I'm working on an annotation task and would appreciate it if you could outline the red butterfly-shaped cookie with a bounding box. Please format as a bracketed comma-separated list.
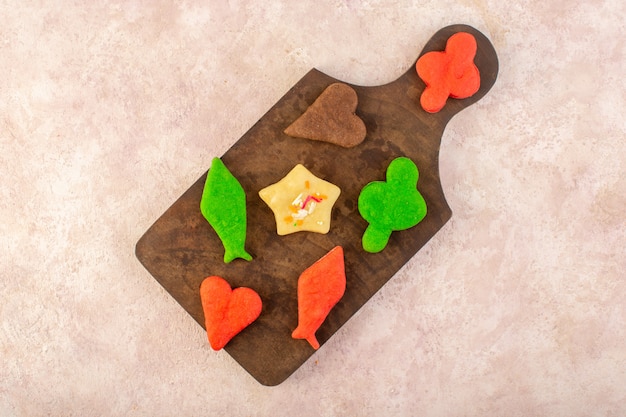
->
[416, 32, 480, 113]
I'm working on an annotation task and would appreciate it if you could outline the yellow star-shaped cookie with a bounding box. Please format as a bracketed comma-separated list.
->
[259, 164, 341, 235]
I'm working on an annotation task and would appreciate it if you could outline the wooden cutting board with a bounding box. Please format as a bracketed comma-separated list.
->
[135, 24, 498, 386]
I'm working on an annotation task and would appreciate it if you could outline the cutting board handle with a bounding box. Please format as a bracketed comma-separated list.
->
[405, 23, 499, 120]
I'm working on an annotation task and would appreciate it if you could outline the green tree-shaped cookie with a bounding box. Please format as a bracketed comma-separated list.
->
[358, 157, 427, 253]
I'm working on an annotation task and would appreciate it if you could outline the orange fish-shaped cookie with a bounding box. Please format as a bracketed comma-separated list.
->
[292, 246, 346, 349]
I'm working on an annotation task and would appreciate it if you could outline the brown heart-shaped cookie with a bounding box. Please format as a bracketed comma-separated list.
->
[284, 82, 366, 148]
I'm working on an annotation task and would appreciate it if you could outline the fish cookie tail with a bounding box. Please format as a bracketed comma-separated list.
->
[292, 327, 320, 350]
[223, 248, 253, 263]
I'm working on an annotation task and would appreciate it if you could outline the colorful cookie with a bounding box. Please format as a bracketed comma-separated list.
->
[358, 157, 427, 253]
[284, 83, 366, 148]
[416, 32, 480, 113]
[200, 157, 252, 263]
[259, 164, 341, 235]
[292, 246, 346, 350]
[200, 276, 262, 351]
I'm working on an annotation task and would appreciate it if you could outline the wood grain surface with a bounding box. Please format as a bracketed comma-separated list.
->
[135, 24, 498, 386]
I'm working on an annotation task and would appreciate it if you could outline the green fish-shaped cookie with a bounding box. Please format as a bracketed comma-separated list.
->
[200, 157, 252, 263]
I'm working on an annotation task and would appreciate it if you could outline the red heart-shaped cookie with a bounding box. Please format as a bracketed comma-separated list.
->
[284, 82, 366, 148]
[200, 276, 262, 350]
